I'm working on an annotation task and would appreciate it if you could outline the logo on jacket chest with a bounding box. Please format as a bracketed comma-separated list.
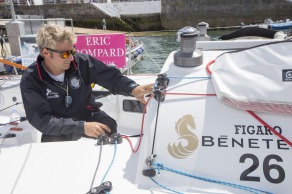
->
[69, 76, 81, 89]
[46, 88, 59, 99]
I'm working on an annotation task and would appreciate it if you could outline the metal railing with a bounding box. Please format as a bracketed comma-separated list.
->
[0, 18, 74, 34]
[2, 0, 160, 6]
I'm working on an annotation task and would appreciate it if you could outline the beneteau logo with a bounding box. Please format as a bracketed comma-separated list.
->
[282, 69, 292, 81]
[168, 114, 199, 159]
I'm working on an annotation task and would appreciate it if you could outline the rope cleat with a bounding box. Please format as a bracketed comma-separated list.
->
[96, 133, 109, 145]
[142, 154, 157, 177]
[86, 181, 112, 194]
[145, 154, 157, 166]
[153, 73, 169, 102]
[109, 133, 123, 144]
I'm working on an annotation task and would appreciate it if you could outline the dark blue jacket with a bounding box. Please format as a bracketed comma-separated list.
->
[20, 52, 135, 136]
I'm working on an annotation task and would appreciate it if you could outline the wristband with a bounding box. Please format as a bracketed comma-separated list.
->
[128, 83, 140, 96]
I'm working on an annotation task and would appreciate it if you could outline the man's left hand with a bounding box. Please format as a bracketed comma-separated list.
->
[131, 83, 153, 104]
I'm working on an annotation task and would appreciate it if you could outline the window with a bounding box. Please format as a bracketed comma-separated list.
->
[123, 99, 145, 113]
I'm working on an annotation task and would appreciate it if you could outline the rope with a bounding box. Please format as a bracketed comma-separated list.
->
[89, 141, 104, 190]
[165, 92, 216, 96]
[149, 177, 184, 194]
[122, 95, 153, 153]
[206, 59, 215, 75]
[205, 59, 291, 146]
[101, 140, 117, 184]
[166, 76, 211, 79]
[150, 162, 272, 194]
[247, 110, 292, 147]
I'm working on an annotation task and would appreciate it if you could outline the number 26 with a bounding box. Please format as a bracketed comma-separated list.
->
[240, 154, 285, 184]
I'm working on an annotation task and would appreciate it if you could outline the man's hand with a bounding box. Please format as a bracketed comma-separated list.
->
[84, 122, 111, 138]
[131, 83, 154, 104]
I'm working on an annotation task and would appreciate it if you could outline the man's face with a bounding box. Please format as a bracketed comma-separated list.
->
[42, 41, 75, 74]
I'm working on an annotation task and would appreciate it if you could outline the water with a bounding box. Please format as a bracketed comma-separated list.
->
[131, 28, 291, 74]
[132, 35, 179, 74]
[131, 30, 229, 74]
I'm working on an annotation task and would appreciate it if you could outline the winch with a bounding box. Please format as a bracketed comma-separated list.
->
[174, 26, 203, 67]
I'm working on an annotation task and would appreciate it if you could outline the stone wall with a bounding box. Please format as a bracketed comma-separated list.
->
[0, 4, 160, 31]
[1, 1, 292, 31]
[161, 0, 292, 29]
[2, 4, 105, 21]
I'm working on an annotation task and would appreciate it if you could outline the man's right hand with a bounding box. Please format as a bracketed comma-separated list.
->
[84, 122, 111, 138]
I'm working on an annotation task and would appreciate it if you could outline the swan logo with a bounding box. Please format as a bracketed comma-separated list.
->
[282, 70, 292, 81]
[168, 114, 199, 159]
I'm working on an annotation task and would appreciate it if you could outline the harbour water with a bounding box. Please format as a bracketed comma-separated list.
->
[132, 28, 292, 74]
[131, 30, 232, 74]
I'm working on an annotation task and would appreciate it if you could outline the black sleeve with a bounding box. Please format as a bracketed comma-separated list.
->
[77, 54, 136, 96]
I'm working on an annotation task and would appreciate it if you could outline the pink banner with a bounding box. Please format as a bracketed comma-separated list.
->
[75, 34, 126, 68]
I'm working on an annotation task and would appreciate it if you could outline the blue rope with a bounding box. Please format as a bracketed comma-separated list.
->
[149, 177, 184, 194]
[166, 76, 211, 79]
[150, 162, 273, 194]
[152, 76, 210, 93]
[101, 140, 117, 191]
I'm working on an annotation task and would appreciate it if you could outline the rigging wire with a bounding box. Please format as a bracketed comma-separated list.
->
[151, 95, 161, 155]
[141, 48, 162, 71]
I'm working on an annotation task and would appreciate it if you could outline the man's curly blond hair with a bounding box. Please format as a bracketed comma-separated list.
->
[36, 24, 77, 54]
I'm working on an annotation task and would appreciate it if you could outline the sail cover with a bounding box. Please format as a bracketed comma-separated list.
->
[211, 40, 292, 115]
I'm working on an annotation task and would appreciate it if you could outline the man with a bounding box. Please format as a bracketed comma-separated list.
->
[0, 33, 4, 53]
[102, 19, 106, 30]
[20, 24, 152, 142]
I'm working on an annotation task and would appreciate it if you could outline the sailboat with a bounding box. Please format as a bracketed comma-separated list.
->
[0, 23, 291, 194]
